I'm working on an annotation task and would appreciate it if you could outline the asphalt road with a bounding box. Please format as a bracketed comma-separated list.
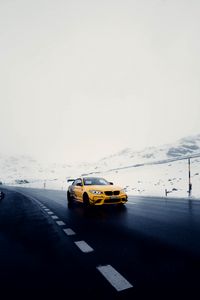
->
[0, 186, 200, 299]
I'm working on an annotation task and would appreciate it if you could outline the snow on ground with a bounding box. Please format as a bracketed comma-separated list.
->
[1, 134, 200, 199]
[0, 154, 78, 190]
[99, 158, 200, 199]
[7, 156, 200, 200]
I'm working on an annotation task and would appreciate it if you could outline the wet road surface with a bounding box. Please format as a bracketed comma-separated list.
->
[0, 186, 200, 299]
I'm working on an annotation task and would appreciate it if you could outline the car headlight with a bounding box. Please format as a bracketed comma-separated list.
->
[89, 190, 103, 195]
[120, 189, 126, 193]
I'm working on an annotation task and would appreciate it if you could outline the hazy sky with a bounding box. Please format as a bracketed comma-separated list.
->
[0, 0, 200, 163]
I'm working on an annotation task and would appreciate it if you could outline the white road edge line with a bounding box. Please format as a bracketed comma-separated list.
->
[74, 241, 94, 253]
[17, 192, 50, 211]
[63, 228, 76, 236]
[18, 191, 39, 203]
[56, 220, 66, 226]
[97, 265, 133, 292]
[51, 215, 59, 220]
[18, 192, 48, 209]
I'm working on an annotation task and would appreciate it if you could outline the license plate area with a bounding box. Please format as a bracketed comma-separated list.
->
[110, 196, 120, 200]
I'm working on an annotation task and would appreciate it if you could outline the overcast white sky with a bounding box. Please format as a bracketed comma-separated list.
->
[0, 0, 200, 164]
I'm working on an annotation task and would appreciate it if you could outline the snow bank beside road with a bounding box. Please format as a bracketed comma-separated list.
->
[12, 157, 200, 200]
[1, 134, 200, 199]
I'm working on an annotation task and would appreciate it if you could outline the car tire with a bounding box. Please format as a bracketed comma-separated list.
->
[67, 191, 73, 207]
[83, 193, 90, 208]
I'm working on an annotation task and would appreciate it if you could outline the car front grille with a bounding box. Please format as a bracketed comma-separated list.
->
[114, 191, 120, 195]
[104, 191, 120, 196]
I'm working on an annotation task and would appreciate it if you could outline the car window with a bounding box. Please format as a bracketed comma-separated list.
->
[76, 179, 82, 186]
[83, 177, 109, 185]
[84, 180, 92, 185]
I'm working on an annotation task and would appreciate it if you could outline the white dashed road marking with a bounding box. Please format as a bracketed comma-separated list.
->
[75, 241, 94, 253]
[19, 191, 134, 293]
[56, 220, 66, 226]
[63, 228, 76, 236]
[97, 265, 133, 292]
[51, 215, 59, 220]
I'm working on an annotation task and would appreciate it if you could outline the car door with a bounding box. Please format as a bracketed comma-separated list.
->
[70, 180, 78, 199]
[74, 178, 84, 201]
[73, 178, 83, 201]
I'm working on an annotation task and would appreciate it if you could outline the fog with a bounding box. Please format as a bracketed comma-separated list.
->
[0, 0, 199, 163]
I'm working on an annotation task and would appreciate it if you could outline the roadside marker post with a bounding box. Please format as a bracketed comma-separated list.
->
[188, 158, 192, 197]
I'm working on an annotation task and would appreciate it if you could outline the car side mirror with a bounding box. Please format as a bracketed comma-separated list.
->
[109, 182, 113, 185]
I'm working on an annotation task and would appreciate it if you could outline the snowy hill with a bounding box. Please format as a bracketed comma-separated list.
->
[81, 134, 200, 199]
[0, 154, 76, 189]
[0, 134, 200, 198]
[87, 134, 200, 173]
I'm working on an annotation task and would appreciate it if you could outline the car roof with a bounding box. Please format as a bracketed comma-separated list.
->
[68, 176, 105, 182]
[82, 176, 105, 180]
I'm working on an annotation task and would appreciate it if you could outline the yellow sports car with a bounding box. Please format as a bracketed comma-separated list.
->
[67, 177, 128, 207]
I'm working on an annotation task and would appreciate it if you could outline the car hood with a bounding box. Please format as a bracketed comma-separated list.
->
[84, 185, 123, 191]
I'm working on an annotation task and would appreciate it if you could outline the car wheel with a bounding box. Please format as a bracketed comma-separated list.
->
[83, 193, 90, 208]
[67, 191, 73, 204]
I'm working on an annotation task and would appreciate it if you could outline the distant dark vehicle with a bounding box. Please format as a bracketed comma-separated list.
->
[0, 191, 5, 200]
[15, 179, 29, 184]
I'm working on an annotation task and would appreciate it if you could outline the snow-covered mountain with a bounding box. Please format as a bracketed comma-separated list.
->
[87, 134, 200, 173]
[0, 154, 75, 187]
[81, 134, 200, 199]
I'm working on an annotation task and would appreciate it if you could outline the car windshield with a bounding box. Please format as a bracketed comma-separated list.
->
[83, 177, 109, 186]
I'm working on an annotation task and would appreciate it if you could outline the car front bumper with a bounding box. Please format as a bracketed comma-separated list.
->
[88, 194, 128, 205]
